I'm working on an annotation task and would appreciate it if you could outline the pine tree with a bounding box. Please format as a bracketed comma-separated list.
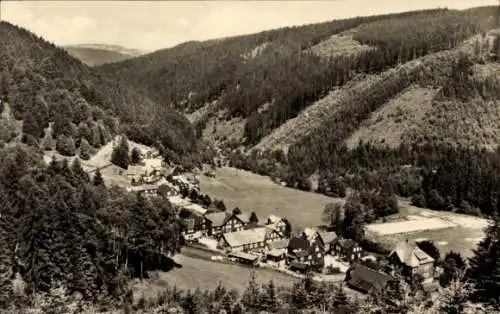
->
[241, 271, 261, 312]
[71, 158, 89, 183]
[249, 211, 259, 224]
[439, 251, 466, 287]
[131, 147, 141, 164]
[93, 168, 105, 187]
[111, 135, 130, 169]
[56, 135, 76, 156]
[79, 138, 91, 160]
[438, 280, 470, 314]
[468, 214, 500, 305]
[22, 111, 42, 139]
[261, 280, 278, 312]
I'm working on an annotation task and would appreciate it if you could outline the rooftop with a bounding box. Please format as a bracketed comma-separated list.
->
[347, 264, 395, 293]
[390, 240, 435, 268]
[318, 231, 338, 244]
[228, 251, 259, 262]
[268, 239, 289, 250]
[205, 212, 230, 227]
[222, 227, 270, 247]
[266, 215, 283, 224]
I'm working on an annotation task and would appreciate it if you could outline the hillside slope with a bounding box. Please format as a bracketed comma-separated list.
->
[64, 44, 144, 66]
[99, 7, 498, 153]
[0, 21, 197, 163]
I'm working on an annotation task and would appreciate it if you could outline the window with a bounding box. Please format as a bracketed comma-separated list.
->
[315, 247, 319, 252]
[317, 253, 321, 258]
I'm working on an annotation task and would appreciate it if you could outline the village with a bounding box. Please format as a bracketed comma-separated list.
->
[114, 143, 442, 296]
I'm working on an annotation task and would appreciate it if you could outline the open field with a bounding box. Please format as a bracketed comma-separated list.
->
[366, 216, 456, 235]
[366, 199, 489, 258]
[199, 167, 344, 232]
[132, 250, 296, 300]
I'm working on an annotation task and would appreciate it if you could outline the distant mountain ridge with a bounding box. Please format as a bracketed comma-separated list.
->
[65, 43, 145, 56]
[63, 43, 146, 66]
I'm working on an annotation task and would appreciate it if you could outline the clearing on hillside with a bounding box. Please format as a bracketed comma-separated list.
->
[345, 87, 438, 149]
[199, 167, 344, 231]
[310, 34, 373, 58]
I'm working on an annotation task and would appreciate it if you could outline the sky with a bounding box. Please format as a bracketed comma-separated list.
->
[1, 0, 498, 52]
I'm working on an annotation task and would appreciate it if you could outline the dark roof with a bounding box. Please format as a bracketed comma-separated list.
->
[204, 212, 230, 227]
[228, 251, 259, 262]
[288, 236, 310, 251]
[290, 261, 309, 270]
[347, 264, 395, 293]
[336, 238, 358, 250]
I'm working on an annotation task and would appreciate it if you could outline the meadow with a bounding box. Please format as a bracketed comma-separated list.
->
[199, 167, 344, 232]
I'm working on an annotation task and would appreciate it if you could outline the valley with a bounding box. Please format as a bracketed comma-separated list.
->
[2, 3, 500, 313]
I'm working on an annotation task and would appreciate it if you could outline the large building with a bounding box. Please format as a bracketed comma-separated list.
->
[388, 240, 435, 282]
[218, 227, 284, 253]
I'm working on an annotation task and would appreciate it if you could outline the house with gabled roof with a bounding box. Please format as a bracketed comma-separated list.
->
[388, 240, 435, 282]
[218, 226, 284, 253]
[317, 231, 337, 252]
[179, 209, 211, 239]
[287, 232, 325, 269]
[266, 215, 287, 235]
[204, 212, 231, 236]
[265, 239, 289, 264]
[333, 238, 362, 263]
[346, 264, 396, 294]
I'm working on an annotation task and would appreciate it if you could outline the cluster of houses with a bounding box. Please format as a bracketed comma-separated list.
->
[176, 198, 437, 294]
[120, 146, 437, 295]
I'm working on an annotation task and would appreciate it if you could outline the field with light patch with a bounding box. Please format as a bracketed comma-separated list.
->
[366, 200, 489, 258]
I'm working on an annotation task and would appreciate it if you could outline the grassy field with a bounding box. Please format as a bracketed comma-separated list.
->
[366, 200, 489, 258]
[132, 250, 296, 300]
[199, 167, 344, 232]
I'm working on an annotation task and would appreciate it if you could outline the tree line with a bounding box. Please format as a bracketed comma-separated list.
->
[0, 145, 184, 309]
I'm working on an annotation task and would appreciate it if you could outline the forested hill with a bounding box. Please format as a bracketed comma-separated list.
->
[0, 21, 199, 165]
[98, 7, 498, 150]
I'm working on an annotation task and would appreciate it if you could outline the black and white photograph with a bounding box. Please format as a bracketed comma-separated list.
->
[1, 0, 500, 312]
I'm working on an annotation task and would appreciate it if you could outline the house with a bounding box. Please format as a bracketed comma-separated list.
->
[266, 215, 287, 235]
[218, 227, 284, 253]
[333, 238, 362, 263]
[287, 234, 325, 269]
[236, 213, 252, 225]
[179, 210, 211, 239]
[265, 239, 289, 265]
[388, 240, 435, 282]
[345, 264, 396, 294]
[317, 231, 337, 253]
[205, 212, 249, 237]
[204, 212, 231, 236]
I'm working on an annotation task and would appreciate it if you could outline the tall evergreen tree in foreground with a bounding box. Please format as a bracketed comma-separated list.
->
[467, 214, 500, 306]
[111, 135, 130, 169]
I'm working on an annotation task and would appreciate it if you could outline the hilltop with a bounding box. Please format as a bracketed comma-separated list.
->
[0, 21, 200, 166]
[64, 43, 145, 66]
